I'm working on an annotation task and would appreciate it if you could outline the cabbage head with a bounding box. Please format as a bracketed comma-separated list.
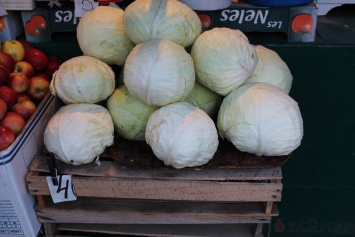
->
[124, 39, 195, 106]
[77, 6, 134, 66]
[182, 81, 223, 119]
[107, 85, 159, 141]
[51, 56, 115, 104]
[124, 0, 201, 47]
[243, 45, 293, 93]
[217, 83, 303, 156]
[44, 104, 114, 165]
[145, 102, 219, 169]
[191, 27, 259, 96]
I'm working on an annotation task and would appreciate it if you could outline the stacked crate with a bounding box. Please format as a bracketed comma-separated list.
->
[26, 138, 289, 237]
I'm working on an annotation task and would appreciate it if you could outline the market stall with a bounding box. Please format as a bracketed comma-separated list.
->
[0, 0, 354, 237]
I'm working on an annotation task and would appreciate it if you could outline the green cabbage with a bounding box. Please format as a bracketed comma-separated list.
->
[183, 81, 223, 119]
[77, 6, 134, 66]
[243, 45, 293, 93]
[107, 85, 159, 141]
[44, 104, 114, 165]
[191, 28, 259, 96]
[51, 56, 115, 104]
[145, 102, 219, 169]
[124, 39, 195, 106]
[217, 83, 303, 156]
[124, 0, 201, 47]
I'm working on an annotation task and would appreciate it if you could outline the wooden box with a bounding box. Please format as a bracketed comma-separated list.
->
[26, 138, 287, 237]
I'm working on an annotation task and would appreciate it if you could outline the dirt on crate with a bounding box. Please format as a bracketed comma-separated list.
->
[111, 136, 292, 170]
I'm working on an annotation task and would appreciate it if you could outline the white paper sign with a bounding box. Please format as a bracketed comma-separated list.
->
[74, 0, 99, 17]
[46, 175, 77, 203]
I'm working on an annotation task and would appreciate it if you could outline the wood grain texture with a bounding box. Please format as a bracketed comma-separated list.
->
[26, 172, 282, 202]
[55, 223, 261, 237]
[35, 197, 277, 224]
[29, 156, 283, 181]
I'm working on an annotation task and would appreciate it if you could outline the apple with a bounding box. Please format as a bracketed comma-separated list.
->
[0, 86, 18, 108]
[0, 98, 7, 120]
[17, 39, 35, 52]
[34, 73, 49, 81]
[23, 48, 48, 71]
[8, 73, 30, 93]
[11, 100, 36, 121]
[44, 56, 62, 78]
[14, 61, 35, 78]
[28, 76, 50, 101]
[0, 62, 10, 86]
[1, 40, 25, 62]
[0, 52, 16, 72]
[0, 112, 26, 136]
[198, 14, 211, 28]
[17, 93, 31, 103]
[0, 126, 16, 151]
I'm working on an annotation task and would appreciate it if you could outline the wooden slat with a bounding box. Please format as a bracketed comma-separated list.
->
[35, 197, 277, 224]
[26, 172, 282, 202]
[29, 156, 282, 181]
[56, 223, 260, 237]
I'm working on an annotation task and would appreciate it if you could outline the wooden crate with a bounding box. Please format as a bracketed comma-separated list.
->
[26, 138, 285, 237]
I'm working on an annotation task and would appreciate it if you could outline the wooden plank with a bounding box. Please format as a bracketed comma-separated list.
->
[35, 198, 277, 224]
[43, 223, 56, 237]
[56, 223, 259, 237]
[26, 174, 282, 202]
[29, 156, 282, 181]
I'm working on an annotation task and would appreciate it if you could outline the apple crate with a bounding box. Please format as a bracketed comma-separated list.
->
[0, 93, 60, 237]
[0, 11, 24, 43]
[25, 137, 289, 237]
[195, 0, 318, 42]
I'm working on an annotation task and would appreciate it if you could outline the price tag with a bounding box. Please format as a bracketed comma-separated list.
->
[46, 175, 77, 203]
[0, 2, 8, 17]
[74, 0, 99, 18]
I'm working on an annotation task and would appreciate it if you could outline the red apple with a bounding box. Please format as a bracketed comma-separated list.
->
[198, 14, 211, 28]
[11, 100, 36, 121]
[0, 125, 16, 151]
[14, 61, 35, 78]
[8, 73, 30, 93]
[44, 56, 62, 78]
[0, 86, 18, 108]
[0, 98, 7, 120]
[23, 48, 48, 71]
[17, 39, 35, 52]
[0, 112, 26, 136]
[34, 72, 49, 81]
[0, 62, 10, 86]
[17, 93, 31, 103]
[28, 76, 50, 101]
[0, 52, 15, 72]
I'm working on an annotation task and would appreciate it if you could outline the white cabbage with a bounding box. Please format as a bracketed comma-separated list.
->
[243, 45, 293, 93]
[182, 81, 223, 119]
[217, 83, 303, 156]
[44, 104, 114, 165]
[107, 85, 159, 141]
[77, 6, 134, 66]
[145, 102, 219, 169]
[124, 39, 195, 106]
[124, 0, 201, 47]
[51, 56, 115, 104]
[191, 27, 259, 96]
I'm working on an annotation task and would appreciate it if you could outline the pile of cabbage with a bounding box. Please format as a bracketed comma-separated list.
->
[44, 0, 303, 168]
